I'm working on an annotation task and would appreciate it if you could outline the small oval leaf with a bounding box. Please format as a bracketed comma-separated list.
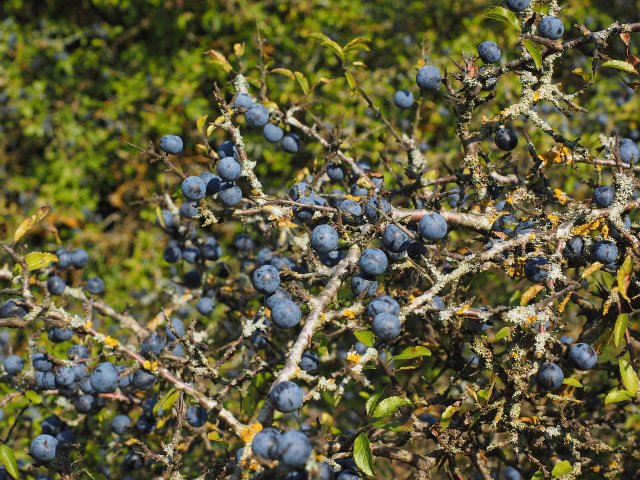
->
[353, 433, 375, 476]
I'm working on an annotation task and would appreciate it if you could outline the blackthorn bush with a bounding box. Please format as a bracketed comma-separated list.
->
[2, 3, 640, 480]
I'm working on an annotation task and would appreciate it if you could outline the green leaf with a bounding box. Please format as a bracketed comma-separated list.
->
[294, 71, 309, 95]
[551, 460, 573, 478]
[0, 445, 19, 480]
[157, 388, 180, 416]
[353, 433, 375, 476]
[24, 252, 58, 272]
[25, 390, 42, 404]
[307, 32, 345, 64]
[482, 6, 521, 32]
[372, 396, 413, 418]
[343, 37, 370, 52]
[493, 326, 511, 342]
[523, 39, 542, 70]
[619, 357, 639, 394]
[354, 330, 374, 347]
[617, 256, 633, 302]
[601, 60, 638, 74]
[344, 71, 357, 93]
[614, 313, 629, 348]
[531, 471, 544, 480]
[365, 391, 383, 416]
[604, 388, 634, 405]
[562, 377, 583, 388]
[393, 346, 432, 360]
[83, 470, 109, 480]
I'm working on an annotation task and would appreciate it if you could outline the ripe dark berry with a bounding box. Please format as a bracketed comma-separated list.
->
[217, 156, 242, 182]
[86, 277, 105, 295]
[593, 186, 615, 208]
[418, 212, 448, 241]
[568, 343, 597, 370]
[394, 90, 414, 108]
[181, 176, 206, 201]
[477, 41, 501, 64]
[232, 93, 253, 110]
[218, 182, 243, 207]
[90, 362, 118, 393]
[382, 224, 410, 253]
[619, 138, 639, 164]
[271, 299, 302, 328]
[252, 427, 281, 460]
[367, 295, 400, 317]
[270, 381, 304, 412]
[592, 240, 618, 264]
[281, 133, 301, 153]
[165, 317, 185, 340]
[524, 256, 549, 284]
[141, 333, 165, 357]
[3, 355, 24, 375]
[47, 275, 66, 295]
[245, 104, 269, 128]
[252, 265, 280, 294]
[30, 434, 58, 463]
[495, 126, 518, 151]
[359, 248, 388, 276]
[276, 430, 313, 468]
[159, 135, 183, 154]
[111, 414, 131, 435]
[372, 313, 401, 340]
[186, 405, 208, 427]
[311, 224, 340, 253]
[351, 273, 377, 297]
[563, 236, 585, 260]
[47, 327, 73, 343]
[326, 163, 345, 181]
[300, 351, 319, 374]
[537, 362, 564, 391]
[263, 123, 284, 143]
[505, 0, 530, 12]
[538, 16, 565, 40]
[416, 65, 441, 91]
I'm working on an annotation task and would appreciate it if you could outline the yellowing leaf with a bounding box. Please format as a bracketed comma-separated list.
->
[270, 67, 295, 80]
[204, 49, 233, 73]
[581, 262, 603, 279]
[14, 206, 50, 243]
[520, 284, 545, 305]
[343, 36, 370, 52]
[617, 256, 633, 302]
